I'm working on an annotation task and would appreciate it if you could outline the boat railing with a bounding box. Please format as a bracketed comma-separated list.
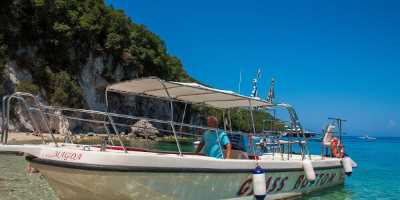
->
[320, 120, 347, 160]
[1, 92, 228, 148]
[1, 92, 310, 160]
[1, 92, 58, 146]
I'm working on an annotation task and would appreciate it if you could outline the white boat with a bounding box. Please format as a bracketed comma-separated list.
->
[359, 135, 376, 141]
[0, 77, 356, 200]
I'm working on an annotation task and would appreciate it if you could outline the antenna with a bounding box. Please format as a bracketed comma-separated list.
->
[238, 70, 242, 94]
[251, 69, 261, 99]
[267, 77, 275, 103]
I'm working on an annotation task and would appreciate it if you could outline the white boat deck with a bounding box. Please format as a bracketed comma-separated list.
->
[52, 143, 338, 163]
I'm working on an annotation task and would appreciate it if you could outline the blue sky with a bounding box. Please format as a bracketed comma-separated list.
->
[107, 0, 400, 136]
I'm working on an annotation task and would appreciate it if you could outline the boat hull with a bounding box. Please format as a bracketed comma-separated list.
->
[30, 158, 345, 200]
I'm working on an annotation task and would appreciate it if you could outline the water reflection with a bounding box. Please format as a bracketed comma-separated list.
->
[304, 185, 353, 200]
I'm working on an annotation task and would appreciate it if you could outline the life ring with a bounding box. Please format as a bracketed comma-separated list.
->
[330, 139, 345, 158]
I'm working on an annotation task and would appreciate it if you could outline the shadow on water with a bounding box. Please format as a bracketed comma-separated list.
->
[302, 185, 353, 200]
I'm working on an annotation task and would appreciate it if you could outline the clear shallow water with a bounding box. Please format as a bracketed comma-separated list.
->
[0, 153, 57, 200]
[305, 137, 400, 200]
[0, 136, 399, 200]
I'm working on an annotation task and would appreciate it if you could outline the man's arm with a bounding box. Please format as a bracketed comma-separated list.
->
[224, 143, 232, 159]
[195, 142, 204, 154]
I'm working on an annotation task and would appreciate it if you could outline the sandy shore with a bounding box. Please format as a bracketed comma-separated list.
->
[2, 132, 187, 147]
[2, 132, 150, 145]
[3, 132, 65, 144]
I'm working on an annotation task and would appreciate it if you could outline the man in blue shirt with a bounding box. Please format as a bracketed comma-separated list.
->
[195, 116, 232, 159]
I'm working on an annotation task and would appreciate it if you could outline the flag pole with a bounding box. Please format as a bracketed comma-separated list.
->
[267, 77, 275, 103]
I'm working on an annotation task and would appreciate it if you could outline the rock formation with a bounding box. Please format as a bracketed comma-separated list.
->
[129, 119, 159, 140]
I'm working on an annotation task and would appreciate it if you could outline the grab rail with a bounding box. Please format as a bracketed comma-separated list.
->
[1, 92, 310, 161]
[1, 93, 56, 146]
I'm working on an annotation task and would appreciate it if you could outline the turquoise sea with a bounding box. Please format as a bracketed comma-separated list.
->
[0, 136, 399, 200]
[305, 136, 400, 200]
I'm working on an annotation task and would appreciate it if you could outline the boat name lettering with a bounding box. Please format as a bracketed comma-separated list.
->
[237, 175, 288, 196]
[237, 172, 338, 196]
[292, 173, 337, 190]
[45, 151, 82, 161]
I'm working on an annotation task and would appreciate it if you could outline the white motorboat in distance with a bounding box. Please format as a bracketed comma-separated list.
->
[359, 135, 376, 141]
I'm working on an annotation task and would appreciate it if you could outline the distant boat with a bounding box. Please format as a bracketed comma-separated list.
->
[359, 135, 376, 141]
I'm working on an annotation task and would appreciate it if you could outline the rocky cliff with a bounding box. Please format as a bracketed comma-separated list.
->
[0, 0, 275, 135]
[0, 0, 198, 133]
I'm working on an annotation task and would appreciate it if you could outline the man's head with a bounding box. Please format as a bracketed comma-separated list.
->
[207, 116, 218, 128]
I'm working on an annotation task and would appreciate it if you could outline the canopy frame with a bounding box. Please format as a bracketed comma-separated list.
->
[105, 77, 271, 157]
[106, 77, 272, 109]
[103, 77, 308, 159]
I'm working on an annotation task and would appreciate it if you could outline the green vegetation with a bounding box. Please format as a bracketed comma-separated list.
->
[16, 81, 40, 94]
[0, 0, 191, 107]
[49, 71, 83, 107]
[190, 105, 285, 133]
[0, 0, 282, 132]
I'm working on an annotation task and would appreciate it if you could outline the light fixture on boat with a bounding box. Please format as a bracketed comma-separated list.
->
[252, 165, 267, 200]
[303, 159, 316, 182]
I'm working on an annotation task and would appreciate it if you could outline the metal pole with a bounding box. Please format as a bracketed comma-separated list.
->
[179, 103, 187, 134]
[321, 128, 325, 160]
[1, 96, 8, 143]
[12, 92, 56, 145]
[59, 111, 74, 144]
[159, 80, 182, 156]
[273, 109, 276, 133]
[223, 110, 227, 131]
[7, 96, 46, 143]
[328, 117, 346, 143]
[227, 109, 233, 132]
[103, 123, 114, 146]
[38, 107, 56, 145]
[288, 106, 309, 159]
[248, 100, 257, 156]
[105, 90, 127, 152]
[20, 93, 54, 144]
[5, 98, 10, 144]
[339, 120, 343, 142]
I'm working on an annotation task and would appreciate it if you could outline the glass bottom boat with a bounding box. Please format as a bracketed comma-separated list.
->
[0, 77, 356, 200]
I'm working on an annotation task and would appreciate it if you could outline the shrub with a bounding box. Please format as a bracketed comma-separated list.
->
[16, 81, 40, 94]
[49, 71, 84, 107]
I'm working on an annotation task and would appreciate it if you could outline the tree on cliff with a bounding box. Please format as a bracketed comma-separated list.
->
[0, 0, 281, 133]
[0, 0, 191, 107]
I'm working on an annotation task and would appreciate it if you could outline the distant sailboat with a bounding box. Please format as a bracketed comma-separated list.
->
[359, 135, 376, 141]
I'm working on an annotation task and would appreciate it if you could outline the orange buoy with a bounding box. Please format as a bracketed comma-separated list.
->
[330, 138, 345, 158]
